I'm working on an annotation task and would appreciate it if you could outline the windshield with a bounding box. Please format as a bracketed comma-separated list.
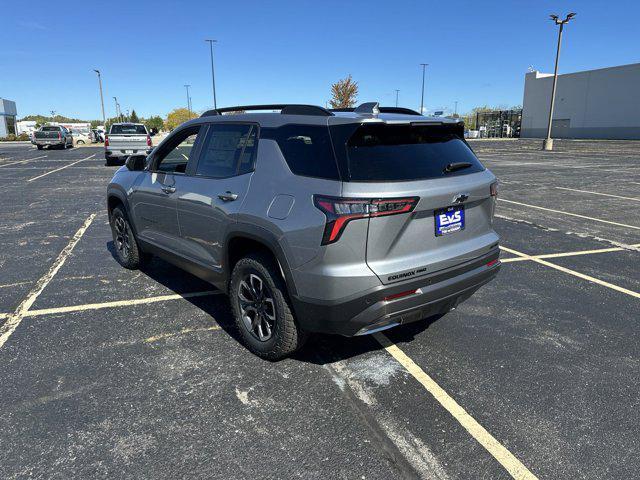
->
[338, 124, 484, 182]
[110, 124, 147, 135]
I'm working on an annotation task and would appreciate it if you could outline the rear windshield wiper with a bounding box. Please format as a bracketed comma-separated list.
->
[443, 162, 473, 174]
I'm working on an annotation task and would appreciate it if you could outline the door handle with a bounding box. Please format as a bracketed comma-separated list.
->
[161, 185, 176, 194]
[218, 191, 238, 202]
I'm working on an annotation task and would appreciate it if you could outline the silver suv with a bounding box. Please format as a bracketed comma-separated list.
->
[107, 103, 500, 359]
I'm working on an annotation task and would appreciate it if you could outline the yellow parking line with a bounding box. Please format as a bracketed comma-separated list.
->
[500, 244, 640, 263]
[0, 214, 96, 349]
[374, 332, 539, 480]
[499, 198, 640, 230]
[27, 154, 95, 182]
[23, 290, 221, 318]
[501, 246, 640, 299]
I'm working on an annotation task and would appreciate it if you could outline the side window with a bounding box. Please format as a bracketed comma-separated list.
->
[265, 125, 339, 180]
[155, 127, 201, 174]
[195, 124, 256, 178]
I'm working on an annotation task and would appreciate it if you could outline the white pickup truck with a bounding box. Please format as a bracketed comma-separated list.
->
[105, 123, 153, 166]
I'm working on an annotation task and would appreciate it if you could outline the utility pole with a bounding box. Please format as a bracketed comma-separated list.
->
[454, 101, 458, 116]
[395, 89, 400, 107]
[184, 84, 192, 118]
[543, 12, 576, 151]
[205, 39, 218, 109]
[93, 69, 106, 128]
[420, 63, 428, 114]
[113, 97, 118, 122]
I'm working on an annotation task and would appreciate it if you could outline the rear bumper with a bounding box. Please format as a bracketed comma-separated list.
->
[291, 248, 500, 336]
[105, 148, 152, 158]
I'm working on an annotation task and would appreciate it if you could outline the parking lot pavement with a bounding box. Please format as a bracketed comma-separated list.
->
[0, 139, 638, 479]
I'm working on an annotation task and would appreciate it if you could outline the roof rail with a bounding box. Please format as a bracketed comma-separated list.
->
[200, 104, 334, 117]
[329, 105, 422, 116]
[354, 102, 380, 114]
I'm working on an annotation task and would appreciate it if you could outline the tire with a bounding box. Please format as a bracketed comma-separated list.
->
[230, 253, 306, 360]
[77, 140, 85, 145]
[109, 206, 145, 269]
[37, 145, 43, 150]
[105, 156, 118, 166]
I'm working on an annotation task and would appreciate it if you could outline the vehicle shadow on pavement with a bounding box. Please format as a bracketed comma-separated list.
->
[107, 241, 441, 363]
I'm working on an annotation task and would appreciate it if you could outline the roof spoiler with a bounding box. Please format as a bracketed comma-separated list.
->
[201, 104, 334, 117]
[330, 103, 422, 116]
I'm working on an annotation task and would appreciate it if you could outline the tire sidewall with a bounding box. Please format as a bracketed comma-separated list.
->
[110, 207, 138, 268]
[230, 258, 292, 357]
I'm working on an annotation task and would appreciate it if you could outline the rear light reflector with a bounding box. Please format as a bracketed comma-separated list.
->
[313, 196, 419, 245]
[104, 135, 109, 147]
[384, 289, 418, 301]
[487, 259, 499, 267]
[490, 181, 498, 197]
[146, 135, 152, 147]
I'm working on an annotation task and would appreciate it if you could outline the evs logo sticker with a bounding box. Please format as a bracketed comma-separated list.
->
[438, 211, 462, 226]
[435, 206, 465, 236]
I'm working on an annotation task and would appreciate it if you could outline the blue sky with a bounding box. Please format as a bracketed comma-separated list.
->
[1, 0, 638, 120]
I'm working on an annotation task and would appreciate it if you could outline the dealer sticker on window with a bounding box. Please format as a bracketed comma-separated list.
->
[435, 206, 465, 236]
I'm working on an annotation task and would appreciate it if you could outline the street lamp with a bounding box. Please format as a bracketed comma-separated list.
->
[420, 63, 428, 114]
[113, 97, 121, 123]
[543, 12, 576, 151]
[184, 84, 192, 117]
[395, 89, 400, 107]
[205, 39, 218, 109]
[93, 69, 106, 129]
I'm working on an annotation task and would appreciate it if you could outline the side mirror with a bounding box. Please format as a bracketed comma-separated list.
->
[126, 154, 147, 171]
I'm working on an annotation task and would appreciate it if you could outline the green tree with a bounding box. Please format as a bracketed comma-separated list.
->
[165, 108, 193, 131]
[130, 109, 140, 123]
[145, 115, 164, 132]
[329, 75, 358, 109]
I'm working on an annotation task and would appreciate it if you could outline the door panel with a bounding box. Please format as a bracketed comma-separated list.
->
[176, 174, 252, 269]
[176, 123, 257, 269]
[130, 171, 180, 251]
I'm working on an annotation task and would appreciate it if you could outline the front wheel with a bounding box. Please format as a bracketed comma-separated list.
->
[230, 253, 306, 360]
[109, 206, 145, 269]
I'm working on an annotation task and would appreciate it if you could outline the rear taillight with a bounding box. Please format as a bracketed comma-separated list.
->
[104, 135, 109, 147]
[58, 132, 61, 140]
[313, 196, 419, 245]
[490, 181, 498, 197]
[146, 135, 152, 147]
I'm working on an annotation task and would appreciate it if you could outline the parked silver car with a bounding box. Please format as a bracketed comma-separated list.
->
[107, 103, 500, 359]
[105, 123, 152, 165]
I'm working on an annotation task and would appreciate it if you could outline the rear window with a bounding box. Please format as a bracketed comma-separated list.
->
[41, 126, 60, 131]
[110, 124, 147, 135]
[263, 125, 340, 180]
[342, 124, 484, 182]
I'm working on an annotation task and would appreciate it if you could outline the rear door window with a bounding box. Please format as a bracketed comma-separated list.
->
[195, 124, 256, 178]
[341, 124, 484, 182]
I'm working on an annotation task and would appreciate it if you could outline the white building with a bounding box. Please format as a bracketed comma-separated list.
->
[521, 63, 640, 140]
[16, 120, 37, 136]
[0, 98, 17, 137]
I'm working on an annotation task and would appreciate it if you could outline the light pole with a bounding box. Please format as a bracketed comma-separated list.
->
[50, 110, 56, 123]
[454, 101, 458, 116]
[543, 12, 576, 151]
[420, 63, 428, 114]
[113, 97, 119, 122]
[205, 39, 218, 109]
[93, 69, 106, 128]
[395, 89, 400, 107]
[184, 84, 192, 118]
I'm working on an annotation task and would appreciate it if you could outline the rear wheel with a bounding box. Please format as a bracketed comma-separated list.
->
[109, 206, 145, 269]
[230, 253, 306, 360]
[37, 145, 43, 150]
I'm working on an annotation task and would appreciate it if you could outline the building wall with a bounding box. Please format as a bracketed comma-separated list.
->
[0, 98, 18, 137]
[521, 63, 640, 140]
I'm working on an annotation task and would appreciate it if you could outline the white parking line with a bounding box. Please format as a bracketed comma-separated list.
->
[0, 155, 47, 168]
[0, 214, 96, 349]
[501, 246, 640, 299]
[500, 244, 640, 263]
[499, 198, 640, 230]
[554, 187, 640, 202]
[27, 154, 96, 182]
[374, 333, 539, 480]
